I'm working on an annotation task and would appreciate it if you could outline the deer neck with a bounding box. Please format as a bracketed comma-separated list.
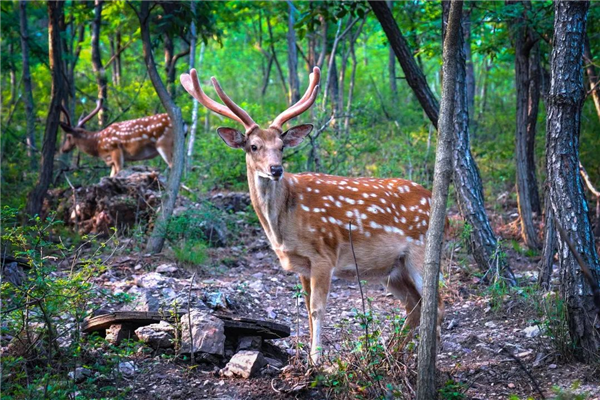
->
[246, 165, 289, 247]
[73, 132, 100, 157]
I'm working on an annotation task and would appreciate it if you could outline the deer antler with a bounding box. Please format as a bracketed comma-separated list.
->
[180, 69, 257, 133]
[77, 99, 103, 127]
[270, 66, 321, 132]
[60, 105, 73, 128]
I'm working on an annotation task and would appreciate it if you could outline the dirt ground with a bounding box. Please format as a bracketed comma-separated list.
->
[85, 203, 599, 400]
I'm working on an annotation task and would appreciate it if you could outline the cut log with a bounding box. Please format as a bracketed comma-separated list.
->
[81, 311, 290, 340]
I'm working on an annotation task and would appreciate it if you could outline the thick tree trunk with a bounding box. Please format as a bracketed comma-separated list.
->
[369, 0, 440, 129]
[546, 0, 599, 363]
[445, 2, 516, 283]
[417, 2, 462, 398]
[26, 0, 65, 217]
[511, 1, 541, 250]
[91, 0, 107, 126]
[583, 34, 600, 123]
[287, 2, 300, 105]
[139, 1, 186, 254]
[20, 0, 36, 168]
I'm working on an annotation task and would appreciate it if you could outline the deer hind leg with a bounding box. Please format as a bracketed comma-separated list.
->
[298, 274, 313, 340]
[309, 267, 332, 364]
[156, 136, 173, 168]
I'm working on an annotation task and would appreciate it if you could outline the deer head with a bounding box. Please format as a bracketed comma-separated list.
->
[59, 99, 103, 153]
[180, 67, 320, 181]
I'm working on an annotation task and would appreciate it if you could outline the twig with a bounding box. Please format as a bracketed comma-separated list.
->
[348, 221, 369, 353]
[500, 346, 545, 399]
[187, 272, 196, 364]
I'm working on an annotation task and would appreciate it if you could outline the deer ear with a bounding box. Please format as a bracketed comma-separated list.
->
[217, 127, 245, 149]
[281, 124, 313, 148]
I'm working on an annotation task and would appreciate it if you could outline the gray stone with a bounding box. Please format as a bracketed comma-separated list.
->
[155, 264, 178, 274]
[135, 321, 175, 348]
[180, 310, 225, 356]
[522, 325, 541, 338]
[222, 350, 266, 379]
[237, 336, 262, 352]
[205, 292, 229, 311]
[68, 367, 92, 383]
[118, 361, 137, 376]
[134, 272, 173, 289]
[105, 324, 134, 345]
[122, 286, 160, 312]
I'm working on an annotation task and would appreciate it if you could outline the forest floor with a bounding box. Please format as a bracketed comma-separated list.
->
[71, 193, 600, 399]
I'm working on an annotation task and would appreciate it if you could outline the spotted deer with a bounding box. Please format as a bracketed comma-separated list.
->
[59, 101, 175, 177]
[180, 67, 442, 363]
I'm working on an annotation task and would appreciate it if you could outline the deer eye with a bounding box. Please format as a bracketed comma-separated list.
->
[251, 145, 258, 152]
[280, 145, 284, 152]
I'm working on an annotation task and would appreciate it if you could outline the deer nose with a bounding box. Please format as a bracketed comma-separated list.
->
[270, 165, 284, 178]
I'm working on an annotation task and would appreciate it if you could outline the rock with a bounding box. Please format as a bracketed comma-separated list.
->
[155, 264, 178, 274]
[549, 363, 557, 369]
[264, 356, 284, 369]
[248, 280, 264, 292]
[180, 310, 225, 356]
[122, 287, 160, 312]
[68, 367, 92, 383]
[205, 292, 229, 311]
[134, 272, 173, 289]
[106, 323, 134, 345]
[484, 321, 497, 328]
[135, 321, 175, 349]
[237, 336, 262, 352]
[222, 351, 266, 379]
[522, 325, 541, 338]
[118, 361, 137, 376]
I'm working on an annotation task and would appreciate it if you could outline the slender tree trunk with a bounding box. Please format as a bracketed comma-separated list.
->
[287, 2, 300, 105]
[539, 183, 556, 289]
[91, 0, 107, 126]
[463, 5, 475, 120]
[187, 6, 205, 173]
[546, 0, 599, 363]
[9, 43, 16, 106]
[370, 0, 440, 128]
[527, 44, 542, 215]
[583, 34, 600, 122]
[387, 1, 398, 103]
[139, 1, 186, 254]
[417, 2, 462, 398]
[267, 18, 288, 97]
[20, 0, 36, 169]
[511, 1, 541, 249]
[26, 0, 65, 217]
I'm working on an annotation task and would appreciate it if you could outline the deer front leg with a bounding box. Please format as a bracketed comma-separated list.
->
[109, 149, 124, 177]
[309, 268, 332, 364]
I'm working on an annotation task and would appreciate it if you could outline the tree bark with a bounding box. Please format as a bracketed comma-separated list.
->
[186, 7, 205, 173]
[511, 1, 541, 249]
[546, 0, 599, 363]
[26, 0, 65, 217]
[417, 2, 462, 398]
[539, 183, 556, 289]
[138, 1, 186, 254]
[369, 0, 440, 129]
[583, 34, 600, 123]
[91, 0, 108, 126]
[463, 4, 475, 119]
[527, 44, 542, 215]
[19, 0, 36, 169]
[287, 2, 300, 105]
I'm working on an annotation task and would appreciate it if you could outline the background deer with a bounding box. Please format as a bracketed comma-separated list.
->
[180, 67, 442, 363]
[59, 101, 175, 177]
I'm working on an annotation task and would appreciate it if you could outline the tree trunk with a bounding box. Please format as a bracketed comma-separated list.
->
[511, 1, 541, 250]
[26, 0, 65, 217]
[287, 2, 300, 105]
[583, 34, 600, 122]
[369, 0, 440, 129]
[463, 4, 475, 119]
[417, 2, 462, 398]
[539, 183, 556, 289]
[91, 0, 107, 126]
[186, 4, 205, 173]
[445, 2, 516, 283]
[20, 0, 36, 169]
[546, 0, 599, 363]
[527, 44, 542, 215]
[387, 1, 398, 103]
[139, 1, 186, 254]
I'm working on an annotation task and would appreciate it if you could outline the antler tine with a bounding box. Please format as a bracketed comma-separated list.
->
[270, 66, 321, 131]
[78, 99, 103, 127]
[60, 105, 73, 127]
[210, 77, 258, 133]
[180, 69, 246, 127]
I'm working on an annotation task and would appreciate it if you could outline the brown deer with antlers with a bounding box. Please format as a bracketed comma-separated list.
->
[59, 101, 175, 177]
[180, 67, 442, 363]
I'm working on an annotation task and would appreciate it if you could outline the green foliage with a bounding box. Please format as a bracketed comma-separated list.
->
[439, 379, 467, 400]
[0, 207, 130, 399]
